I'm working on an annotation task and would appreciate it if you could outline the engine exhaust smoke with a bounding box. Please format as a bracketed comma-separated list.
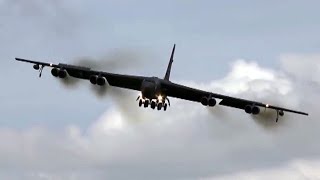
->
[250, 96, 292, 130]
[58, 49, 146, 98]
[75, 50, 143, 71]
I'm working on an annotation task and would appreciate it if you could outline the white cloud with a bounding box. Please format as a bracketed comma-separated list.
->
[212, 59, 292, 95]
[0, 57, 318, 179]
[280, 53, 320, 85]
[204, 159, 320, 180]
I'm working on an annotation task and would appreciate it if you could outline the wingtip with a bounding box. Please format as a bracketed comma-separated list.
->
[15, 57, 25, 60]
[299, 112, 309, 116]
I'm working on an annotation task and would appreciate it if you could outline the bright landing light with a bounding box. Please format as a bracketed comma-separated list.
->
[157, 94, 163, 102]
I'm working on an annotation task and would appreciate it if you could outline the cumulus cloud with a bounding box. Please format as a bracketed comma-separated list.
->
[280, 53, 320, 84]
[0, 57, 318, 179]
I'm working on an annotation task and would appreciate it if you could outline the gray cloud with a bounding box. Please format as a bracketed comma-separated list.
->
[280, 53, 320, 85]
[0, 0, 82, 31]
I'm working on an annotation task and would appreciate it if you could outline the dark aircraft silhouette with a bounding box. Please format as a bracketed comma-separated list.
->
[15, 44, 308, 122]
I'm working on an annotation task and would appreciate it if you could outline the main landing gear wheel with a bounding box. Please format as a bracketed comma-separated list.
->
[163, 103, 167, 111]
[137, 97, 170, 111]
[144, 100, 149, 108]
[139, 99, 143, 107]
[151, 101, 156, 109]
[157, 103, 163, 110]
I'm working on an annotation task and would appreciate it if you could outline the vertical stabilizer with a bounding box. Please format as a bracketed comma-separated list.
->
[164, 44, 175, 81]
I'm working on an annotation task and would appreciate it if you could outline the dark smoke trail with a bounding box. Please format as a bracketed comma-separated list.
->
[75, 50, 143, 71]
[59, 76, 80, 88]
[207, 94, 291, 129]
[108, 87, 147, 123]
[91, 85, 109, 98]
[251, 98, 291, 130]
[251, 108, 286, 129]
[59, 49, 147, 98]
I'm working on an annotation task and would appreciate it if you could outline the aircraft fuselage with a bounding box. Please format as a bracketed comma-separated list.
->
[140, 77, 164, 100]
[137, 77, 169, 110]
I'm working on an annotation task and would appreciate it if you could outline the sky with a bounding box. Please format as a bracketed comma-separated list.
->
[0, 0, 319, 179]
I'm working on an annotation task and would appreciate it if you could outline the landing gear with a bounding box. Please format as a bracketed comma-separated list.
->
[136, 95, 170, 111]
[33, 64, 44, 78]
[164, 103, 167, 111]
[275, 110, 285, 122]
[137, 95, 170, 111]
[151, 101, 156, 109]
[144, 100, 149, 108]
[157, 103, 163, 110]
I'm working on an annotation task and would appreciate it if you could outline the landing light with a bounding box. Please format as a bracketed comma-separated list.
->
[157, 95, 163, 102]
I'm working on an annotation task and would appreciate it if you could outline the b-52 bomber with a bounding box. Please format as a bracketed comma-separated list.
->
[15, 44, 308, 122]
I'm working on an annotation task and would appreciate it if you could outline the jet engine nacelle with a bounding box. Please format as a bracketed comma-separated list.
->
[51, 68, 67, 78]
[245, 105, 252, 114]
[208, 98, 217, 107]
[201, 97, 216, 107]
[201, 97, 208, 106]
[51, 68, 59, 77]
[97, 76, 106, 86]
[90, 75, 97, 85]
[245, 105, 260, 115]
[58, 70, 67, 78]
[33, 64, 40, 70]
[90, 75, 106, 86]
[252, 106, 260, 115]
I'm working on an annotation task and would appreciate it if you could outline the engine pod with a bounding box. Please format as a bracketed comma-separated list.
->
[201, 97, 208, 106]
[208, 98, 216, 107]
[252, 106, 260, 115]
[90, 75, 97, 85]
[97, 76, 106, 86]
[33, 64, 40, 70]
[245, 105, 253, 114]
[51, 68, 59, 77]
[58, 70, 67, 78]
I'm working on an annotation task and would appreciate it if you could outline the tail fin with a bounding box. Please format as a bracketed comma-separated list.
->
[164, 44, 175, 81]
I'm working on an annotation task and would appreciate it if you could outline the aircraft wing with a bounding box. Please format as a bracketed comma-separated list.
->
[15, 58, 145, 91]
[15, 57, 308, 118]
[162, 81, 308, 116]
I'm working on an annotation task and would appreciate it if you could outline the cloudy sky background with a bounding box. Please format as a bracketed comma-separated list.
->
[0, 0, 319, 179]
